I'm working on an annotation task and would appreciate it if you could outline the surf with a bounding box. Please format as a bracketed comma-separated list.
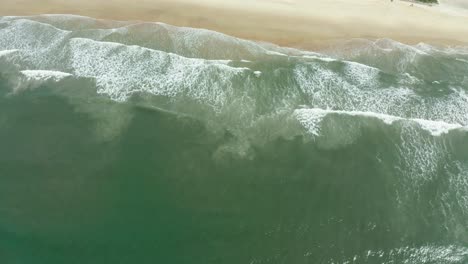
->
[1, 14, 468, 264]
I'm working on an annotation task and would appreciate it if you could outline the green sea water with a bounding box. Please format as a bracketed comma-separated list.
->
[1, 15, 468, 264]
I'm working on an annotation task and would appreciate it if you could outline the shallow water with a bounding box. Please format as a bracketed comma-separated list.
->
[0, 14, 468, 264]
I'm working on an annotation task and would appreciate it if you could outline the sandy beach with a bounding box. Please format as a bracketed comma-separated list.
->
[2, 0, 468, 49]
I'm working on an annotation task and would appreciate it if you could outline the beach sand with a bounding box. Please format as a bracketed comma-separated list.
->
[1, 0, 468, 49]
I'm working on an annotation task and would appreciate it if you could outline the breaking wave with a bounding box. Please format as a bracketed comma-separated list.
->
[1, 14, 468, 263]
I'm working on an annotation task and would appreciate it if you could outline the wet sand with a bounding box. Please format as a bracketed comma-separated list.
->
[2, 0, 468, 49]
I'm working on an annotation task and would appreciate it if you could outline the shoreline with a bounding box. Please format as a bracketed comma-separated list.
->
[1, 0, 468, 50]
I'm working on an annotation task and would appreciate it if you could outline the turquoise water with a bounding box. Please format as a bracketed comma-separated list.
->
[0, 15, 468, 264]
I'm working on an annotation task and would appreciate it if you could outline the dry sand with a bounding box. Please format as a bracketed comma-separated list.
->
[2, 0, 468, 49]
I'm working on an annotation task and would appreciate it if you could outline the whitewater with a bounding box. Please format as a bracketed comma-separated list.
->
[0, 14, 467, 264]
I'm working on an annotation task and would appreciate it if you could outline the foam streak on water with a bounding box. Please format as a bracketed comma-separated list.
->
[294, 108, 465, 137]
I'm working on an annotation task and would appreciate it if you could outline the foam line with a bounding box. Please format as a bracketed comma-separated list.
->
[294, 108, 465, 136]
[0, 49, 18, 57]
[21, 70, 72, 81]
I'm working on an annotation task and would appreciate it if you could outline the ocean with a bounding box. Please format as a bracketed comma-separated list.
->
[0, 15, 467, 264]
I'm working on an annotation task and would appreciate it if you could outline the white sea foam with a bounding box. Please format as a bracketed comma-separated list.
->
[343, 245, 468, 264]
[7, 70, 73, 93]
[0, 49, 18, 57]
[294, 108, 465, 136]
[0, 19, 71, 69]
[412, 118, 465, 136]
[343, 61, 380, 87]
[2, 15, 468, 136]
[294, 62, 416, 113]
[21, 70, 72, 81]
[2, 15, 270, 62]
[294, 60, 468, 126]
[69, 38, 246, 107]
[439, 162, 468, 239]
[302, 55, 337, 62]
